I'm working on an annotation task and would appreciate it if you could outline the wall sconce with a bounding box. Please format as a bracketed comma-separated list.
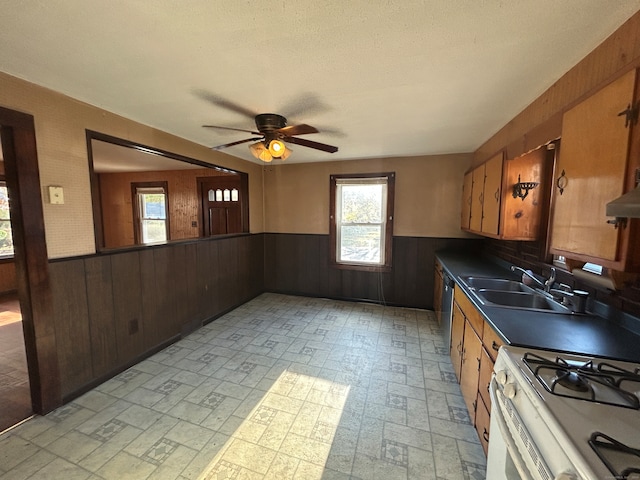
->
[512, 175, 539, 201]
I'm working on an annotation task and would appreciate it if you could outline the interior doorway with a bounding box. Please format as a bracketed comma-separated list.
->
[0, 130, 33, 432]
[198, 174, 249, 236]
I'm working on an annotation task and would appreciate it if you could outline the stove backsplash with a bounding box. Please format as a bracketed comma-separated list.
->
[482, 238, 640, 323]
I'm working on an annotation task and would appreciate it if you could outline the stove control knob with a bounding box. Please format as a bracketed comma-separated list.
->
[554, 472, 577, 480]
[503, 383, 517, 399]
[496, 370, 508, 385]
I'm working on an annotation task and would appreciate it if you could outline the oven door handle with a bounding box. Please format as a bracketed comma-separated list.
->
[489, 377, 535, 480]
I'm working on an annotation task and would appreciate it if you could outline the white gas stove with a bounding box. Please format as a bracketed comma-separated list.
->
[487, 345, 640, 480]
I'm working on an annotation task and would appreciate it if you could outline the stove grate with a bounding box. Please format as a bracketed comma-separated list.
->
[522, 352, 640, 409]
[589, 432, 640, 480]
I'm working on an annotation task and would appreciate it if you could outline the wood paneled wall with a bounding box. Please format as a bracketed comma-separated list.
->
[264, 233, 481, 309]
[475, 11, 640, 164]
[0, 261, 16, 294]
[48, 234, 264, 400]
[99, 168, 236, 248]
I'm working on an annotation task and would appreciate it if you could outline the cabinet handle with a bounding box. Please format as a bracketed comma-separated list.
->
[556, 169, 567, 195]
[491, 341, 500, 352]
[487, 382, 490, 392]
[479, 192, 484, 205]
[472, 400, 477, 412]
[477, 357, 481, 371]
[483, 428, 490, 442]
[494, 188, 499, 202]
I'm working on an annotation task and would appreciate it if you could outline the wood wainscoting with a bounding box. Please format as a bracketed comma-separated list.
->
[48, 234, 264, 402]
[264, 233, 481, 309]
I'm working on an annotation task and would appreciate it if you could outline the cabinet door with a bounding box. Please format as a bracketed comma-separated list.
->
[482, 325, 504, 363]
[460, 320, 482, 419]
[461, 171, 473, 230]
[476, 395, 491, 456]
[550, 69, 636, 261]
[501, 147, 547, 240]
[470, 165, 485, 232]
[478, 346, 493, 411]
[451, 301, 465, 382]
[482, 153, 503, 235]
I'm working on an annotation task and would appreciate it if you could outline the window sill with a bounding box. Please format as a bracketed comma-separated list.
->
[330, 262, 392, 273]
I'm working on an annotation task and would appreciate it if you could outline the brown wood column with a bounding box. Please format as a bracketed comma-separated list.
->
[0, 106, 60, 413]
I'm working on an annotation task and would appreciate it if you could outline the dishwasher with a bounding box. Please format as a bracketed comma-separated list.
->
[441, 271, 455, 351]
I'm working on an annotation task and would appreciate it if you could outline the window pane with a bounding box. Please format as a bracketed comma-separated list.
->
[0, 186, 14, 257]
[141, 193, 166, 220]
[341, 184, 383, 223]
[141, 219, 167, 244]
[340, 225, 382, 264]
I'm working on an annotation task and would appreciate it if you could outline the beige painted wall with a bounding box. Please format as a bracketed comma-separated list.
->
[263, 153, 474, 237]
[0, 72, 264, 258]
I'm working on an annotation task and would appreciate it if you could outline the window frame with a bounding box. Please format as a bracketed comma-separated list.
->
[131, 181, 170, 245]
[0, 178, 14, 260]
[329, 172, 395, 272]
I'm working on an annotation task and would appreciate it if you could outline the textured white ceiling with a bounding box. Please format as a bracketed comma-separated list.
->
[1, 1, 640, 165]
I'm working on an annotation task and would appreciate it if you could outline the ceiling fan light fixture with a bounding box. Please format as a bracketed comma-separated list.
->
[249, 141, 273, 162]
[280, 146, 292, 160]
[268, 139, 286, 158]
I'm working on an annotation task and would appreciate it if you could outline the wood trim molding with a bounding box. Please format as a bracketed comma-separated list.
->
[0, 106, 60, 413]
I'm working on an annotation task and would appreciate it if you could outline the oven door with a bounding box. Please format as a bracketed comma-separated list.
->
[486, 377, 553, 480]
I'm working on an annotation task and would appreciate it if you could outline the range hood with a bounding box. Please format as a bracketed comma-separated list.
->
[606, 169, 640, 218]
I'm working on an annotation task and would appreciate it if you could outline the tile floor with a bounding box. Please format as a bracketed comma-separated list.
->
[0, 293, 486, 479]
[0, 293, 32, 433]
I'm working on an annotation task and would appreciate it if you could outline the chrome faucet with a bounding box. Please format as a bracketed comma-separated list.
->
[510, 265, 556, 293]
[549, 284, 589, 314]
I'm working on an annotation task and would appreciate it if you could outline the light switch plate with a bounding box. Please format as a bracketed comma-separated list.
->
[49, 186, 64, 204]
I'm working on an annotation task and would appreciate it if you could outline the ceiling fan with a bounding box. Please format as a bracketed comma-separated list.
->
[203, 113, 339, 162]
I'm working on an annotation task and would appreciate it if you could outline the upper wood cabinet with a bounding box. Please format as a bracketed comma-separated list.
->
[461, 171, 473, 230]
[462, 147, 549, 240]
[549, 68, 640, 271]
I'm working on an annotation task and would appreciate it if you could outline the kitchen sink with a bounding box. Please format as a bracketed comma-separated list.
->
[460, 276, 534, 292]
[459, 276, 571, 313]
[476, 290, 571, 313]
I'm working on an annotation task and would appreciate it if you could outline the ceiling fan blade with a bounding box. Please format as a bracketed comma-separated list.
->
[203, 125, 261, 135]
[194, 90, 256, 119]
[211, 137, 262, 150]
[284, 136, 338, 153]
[276, 124, 319, 136]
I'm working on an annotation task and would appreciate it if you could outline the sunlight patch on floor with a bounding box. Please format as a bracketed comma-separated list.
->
[198, 369, 350, 479]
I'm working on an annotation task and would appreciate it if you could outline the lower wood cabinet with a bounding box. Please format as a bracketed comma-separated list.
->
[475, 395, 491, 456]
[450, 284, 504, 455]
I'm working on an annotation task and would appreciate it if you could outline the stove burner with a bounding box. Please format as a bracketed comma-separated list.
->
[522, 352, 640, 409]
[589, 432, 640, 480]
[554, 369, 590, 392]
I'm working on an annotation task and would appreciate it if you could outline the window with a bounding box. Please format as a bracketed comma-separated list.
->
[132, 182, 169, 245]
[330, 173, 395, 271]
[0, 181, 14, 259]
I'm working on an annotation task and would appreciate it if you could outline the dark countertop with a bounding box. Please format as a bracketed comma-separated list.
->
[436, 250, 640, 363]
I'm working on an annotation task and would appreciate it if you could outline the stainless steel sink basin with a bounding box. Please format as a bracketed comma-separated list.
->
[477, 290, 570, 313]
[459, 275, 571, 314]
[460, 276, 534, 292]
